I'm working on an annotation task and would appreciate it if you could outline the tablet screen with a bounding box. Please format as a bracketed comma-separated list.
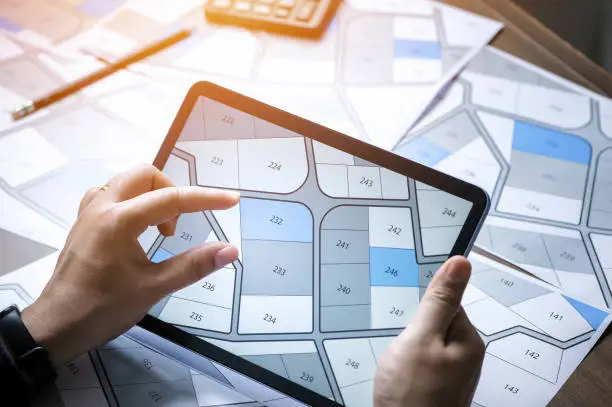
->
[141, 89, 479, 405]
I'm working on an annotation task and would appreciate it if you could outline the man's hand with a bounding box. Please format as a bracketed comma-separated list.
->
[374, 256, 484, 407]
[21, 164, 240, 367]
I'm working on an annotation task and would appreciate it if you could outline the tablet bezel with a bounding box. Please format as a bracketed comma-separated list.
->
[138, 81, 490, 406]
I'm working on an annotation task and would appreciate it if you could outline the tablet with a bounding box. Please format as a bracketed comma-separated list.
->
[137, 81, 489, 406]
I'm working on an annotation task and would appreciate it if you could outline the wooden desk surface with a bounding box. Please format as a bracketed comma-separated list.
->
[441, 0, 612, 405]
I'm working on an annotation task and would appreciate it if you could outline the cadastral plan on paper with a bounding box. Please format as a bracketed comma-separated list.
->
[0, 0, 502, 149]
[0, 1, 500, 406]
[396, 46, 612, 310]
[0, 252, 295, 407]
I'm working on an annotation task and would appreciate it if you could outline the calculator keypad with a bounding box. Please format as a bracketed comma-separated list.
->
[206, 0, 339, 38]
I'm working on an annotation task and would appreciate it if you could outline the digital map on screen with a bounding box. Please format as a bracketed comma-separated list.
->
[140, 95, 473, 404]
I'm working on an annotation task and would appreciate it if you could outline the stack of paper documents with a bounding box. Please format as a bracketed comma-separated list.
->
[0, 1, 610, 406]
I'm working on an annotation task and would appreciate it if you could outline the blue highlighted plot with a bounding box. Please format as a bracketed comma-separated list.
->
[0, 18, 22, 32]
[151, 247, 174, 263]
[394, 40, 442, 60]
[512, 121, 591, 165]
[240, 198, 312, 243]
[370, 247, 419, 287]
[395, 137, 450, 167]
[563, 295, 609, 330]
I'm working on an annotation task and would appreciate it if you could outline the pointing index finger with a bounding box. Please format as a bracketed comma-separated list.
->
[118, 186, 240, 235]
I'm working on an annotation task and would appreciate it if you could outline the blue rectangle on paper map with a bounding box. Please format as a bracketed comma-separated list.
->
[370, 247, 419, 287]
[512, 121, 591, 165]
[394, 39, 442, 60]
[78, 0, 128, 17]
[0, 17, 21, 32]
[395, 137, 450, 167]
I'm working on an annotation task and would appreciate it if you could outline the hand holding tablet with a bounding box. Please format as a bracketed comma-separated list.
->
[136, 82, 489, 406]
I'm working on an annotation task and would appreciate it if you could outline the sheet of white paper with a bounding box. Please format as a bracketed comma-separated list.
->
[396, 46, 612, 311]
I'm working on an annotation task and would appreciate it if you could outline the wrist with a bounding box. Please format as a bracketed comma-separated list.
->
[21, 302, 72, 368]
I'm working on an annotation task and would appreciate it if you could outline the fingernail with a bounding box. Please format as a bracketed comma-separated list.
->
[214, 245, 238, 268]
[229, 191, 240, 200]
[445, 257, 471, 283]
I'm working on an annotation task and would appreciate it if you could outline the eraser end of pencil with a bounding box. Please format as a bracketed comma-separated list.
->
[11, 102, 34, 121]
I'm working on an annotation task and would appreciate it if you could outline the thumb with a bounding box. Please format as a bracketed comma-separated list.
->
[153, 242, 238, 293]
[411, 256, 471, 339]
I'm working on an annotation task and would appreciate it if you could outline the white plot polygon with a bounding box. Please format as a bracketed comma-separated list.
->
[313, 141, 354, 165]
[238, 138, 307, 193]
[393, 17, 437, 41]
[420, 226, 463, 257]
[464, 297, 541, 335]
[204, 97, 255, 140]
[211, 361, 290, 404]
[486, 333, 563, 383]
[348, 166, 382, 198]
[417, 189, 472, 228]
[417, 188, 472, 255]
[341, 380, 375, 407]
[0, 289, 28, 310]
[239, 84, 359, 139]
[177, 30, 258, 78]
[173, 267, 235, 309]
[477, 111, 514, 163]
[177, 140, 238, 189]
[0, 128, 68, 187]
[162, 154, 191, 187]
[55, 353, 101, 390]
[434, 138, 500, 195]
[368, 336, 394, 362]
[497, 186, 582, 224]
[557, 340, 592, 385]
[138, 227, 158, 254]
[349, 0, 434, 15]
[159, 296, 231, 333]
[316, 164, 349, 197]
[346, 85, 429, 149]
[368, 207, 414, 249]
[0, 189, 68, 250]
[473, 353, 554, 407]
[258, 58, 335, 84]
[212, 204, 242, 261]
[371, 287, 419, 329]
[510, 293, 592, 341]
[436, 153, 499, 196]
[464, 72, 519, 114]
[238, 295, 312, 334]
[393, 58, 442, 83]
[516, 83, 591, 129]
[0, 253, 58, 301]
[192, 373, 254, 407]
[0, 37, 22, 60]
[555, 271, 606, 309]
[462, 284, 489, 306]
[323, 338, 377, 387]
[439, 6, 501, 47]
[591, 234, 612, 269]
[380, 168, 409, 199]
